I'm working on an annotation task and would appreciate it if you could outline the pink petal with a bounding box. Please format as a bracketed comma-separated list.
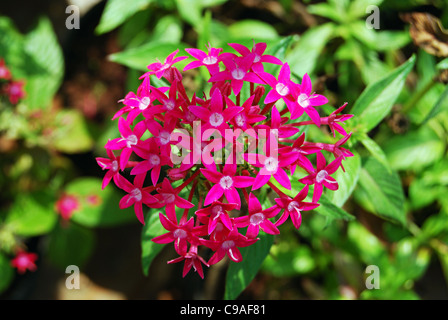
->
[204, 184, 224, 206]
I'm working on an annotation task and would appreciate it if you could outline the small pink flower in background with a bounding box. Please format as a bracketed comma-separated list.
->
[55, 193, 80, 220]
[5, 80, 25, 104]
[0, 58, 11, 80]
[11, 251, 38, 274]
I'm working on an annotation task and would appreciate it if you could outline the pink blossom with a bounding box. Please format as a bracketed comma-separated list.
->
[11, 251, 38, 274]
[0, 58, 11, 80]
[5, 80, 25, 104]
[55, 193, 80, 220]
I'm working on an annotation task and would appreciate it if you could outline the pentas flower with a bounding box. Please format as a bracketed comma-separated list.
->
[299, 152, 342, 202]
[97, 42, 355, 279]
[5, 80, 25, 104]
[274, 185, 319, 229]
[55, 193, 80, 220]
[11, 251, 38, 274]
[201, 163, 255, 209]
[289, 73, 328, 124]
[234, 193, 281, 238]
[0, 58, 11, 80]
[184, 45, 223, 75]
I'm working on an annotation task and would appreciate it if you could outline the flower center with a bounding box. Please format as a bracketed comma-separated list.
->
[287, 201, 300, 212]
[297, 93, 310, 108]
[231, 68, 245, 80]
[165, 100, 175, 111]
[253, 54, 261, 63]
[149, 154, 160, 165]
[235, 114, 246, 127]
[250, 212, 265, 225]
[139, 97, 151, 110]
[162, 193, 175, 204]
[212, 205, 223, 215]
[222, 240, 235, 250]
[111, 160, 119, 172]
[159, 131, 171, 145]
[316, 170, 329, 183]
[131, 188, 142, 202]
[276, 83, 289, 96]
[186, 110, 196, 122]
[264, 156, 278, 173]
[219, 176, 233, 189]
[203, 56, 218, 65]
[126, 134, 138, 148]
[209, 112, 224, 127]
[173, 229, 187, 239]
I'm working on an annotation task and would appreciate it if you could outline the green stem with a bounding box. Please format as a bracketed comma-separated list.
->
[402, 77, 437, 113]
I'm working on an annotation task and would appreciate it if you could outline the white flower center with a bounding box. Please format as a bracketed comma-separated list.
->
[131, 188, 142, 202]
[138, 97, 151, 110]
[162, 193, 175, 204]
[253, 54, 261, 63]
[235, 114, 246, 127]
[287, 201, 300, 212]
[250, 212, 265, 225]
[186, 110, 196, 122]
[276, 83, 289, 96]
[203, 56, 218, 65]
[212, 205, 223, 215]
[222, 240, 235, 250]
[297, 93, 310, 108]
[209, 112, 224, 127]
[231, 68, 245, 80]
[219, 176, 233, 189]
[149, 154, 160, 165]
[165, 100, 175, 111]
[316, 170, 328, 183]
[111, 160, 119, 172]
[264, 156, 278, 173]
[126, 134, 138, 148]
[159, 131, 171, 145]
[173, 229, 187, 239]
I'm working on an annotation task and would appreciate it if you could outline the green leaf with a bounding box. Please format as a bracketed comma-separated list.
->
[141, 210, 166, 276]
[108, 41, 190, 71]
[224, 232, 274, 300]
[350, 55, 415, 132]
[96, 0, 153, 35]
[227, 20, 279, 41]
[356, 157, 406, 225]
[357, 133, 390, 171]
[422, 85, 448, 123]
[262, 243, 315, 277]
[263, 35, 294, 76]
[0, 253, 14, 294]
[50, 109, 94, 154]
[327, 150, 361, 207]
[314, 193, 355, 222]
[66, 177, 138, 228]
[22, 17, 64, 111]
[5, 190, 57, 237]
[286, 23, 334, 77]
[47, 222, 95, 269]
[383, 126, 445, 171]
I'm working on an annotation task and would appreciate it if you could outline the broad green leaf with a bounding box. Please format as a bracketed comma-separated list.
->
[96, 0, 153, 35]
[22, 17, 64, 111]
[383, 126, 444, 171]
[437, 57, 448, 70]
[227, 20, 279, 41]
[141, 210, 166, 276]
[5, 191, 57, 236]
[66, 177, 138, 227]
[422, 85, 448, 123]
[307, 3, 344, 23]
[0, 17, 25, 77]
[350, 55, 415, 132]
[286, 23, 334, 77]
[327, 150, 361, 207]
[0, 253, 14, 294]
[393, 238, 431, 283]
[175, 0, 201, 27]
[47, 222, 95, 269]
[262, 243, 315, 277]
[263, 35, 294, 76]
[314, 193, 355, 223]
[224, 232, 274, 300]
[356, 157, 406, 225]
[347, 221, 388, 264]
[357, 133, 390, 171]
[108, 41, 190, 71]
[50, 109, 94, 154]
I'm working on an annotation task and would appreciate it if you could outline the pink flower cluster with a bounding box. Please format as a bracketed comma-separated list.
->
[0, 58, 25, 104]
[97, 42, 353, 279]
